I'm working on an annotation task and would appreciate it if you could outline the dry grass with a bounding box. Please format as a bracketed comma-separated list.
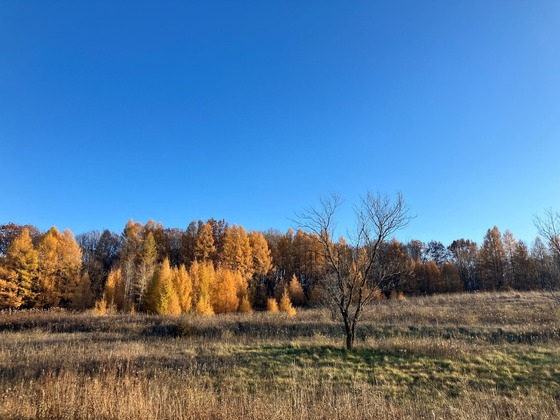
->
[0, 291, 559, 419]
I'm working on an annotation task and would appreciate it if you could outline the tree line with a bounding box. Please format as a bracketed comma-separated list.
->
[0, 217, 559, 313]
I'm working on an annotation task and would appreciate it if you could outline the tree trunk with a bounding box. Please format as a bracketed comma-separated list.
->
[346, 332, 354, 351]
[343, 317, 354, 351]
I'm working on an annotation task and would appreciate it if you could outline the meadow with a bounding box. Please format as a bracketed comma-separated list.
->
[0, 292, 559, 419]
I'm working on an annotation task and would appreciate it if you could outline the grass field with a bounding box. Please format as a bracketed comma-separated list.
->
[1, 292, 559, 419]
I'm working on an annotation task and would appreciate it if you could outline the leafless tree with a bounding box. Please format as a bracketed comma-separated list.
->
[534, 209, 560, 303]
[296, 192, 412, 350]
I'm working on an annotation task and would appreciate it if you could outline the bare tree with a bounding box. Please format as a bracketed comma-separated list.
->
[296, 192, 412, 350]
[534, 209, 560, 303]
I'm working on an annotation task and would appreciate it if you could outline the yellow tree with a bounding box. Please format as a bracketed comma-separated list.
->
[190, 260, 215, 315]
[57, 229, 83, 306]
[212, 267, 241, 313]
[5, 228, 38, 307]
[248, 231, 273, 309]
[279, 288, 296, 316]
[36, 227, 62, 308]
[0, 266, 21, 309]
[222, 225, 253, 279]
[147, 258, 181, 315]
[249, 231, 273, 278]
[288, 274, 306, 306]
[135, 232, 157, 310]
[102, 268, 126, 311]
[35, 228, 82, 308]
[424, 260, 443, 293]
[194, 222, 216, 262]
[173, 264, 192, 313]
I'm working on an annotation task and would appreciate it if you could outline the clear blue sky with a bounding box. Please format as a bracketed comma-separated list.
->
[1, 1, 559, 246]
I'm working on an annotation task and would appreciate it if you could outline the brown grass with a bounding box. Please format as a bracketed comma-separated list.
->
[0, 291, 559, 419]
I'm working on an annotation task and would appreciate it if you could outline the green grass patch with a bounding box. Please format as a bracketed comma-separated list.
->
[206, 343, 560, 398]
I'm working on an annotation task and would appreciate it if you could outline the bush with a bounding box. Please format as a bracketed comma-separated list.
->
[266, 298, 279, 312]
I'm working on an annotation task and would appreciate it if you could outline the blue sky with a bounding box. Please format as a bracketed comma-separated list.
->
[1, 1, 559, 246]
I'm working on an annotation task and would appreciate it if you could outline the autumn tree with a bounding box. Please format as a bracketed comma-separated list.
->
[102, 268, 125, 311]
[296, 192, 411, 351]
[71, 272, 95, 310]
[292, 230, 326, 297]
[376, 239, 413, 294]
[33, 227, 83, 308]
[265, 228, 294, 287]
[279, 288, 296, 316]
[478, 226, 506, 290]
[248, 230, 273, 307]
[222, 225, 253, 279]
[36, 227, 62, 307]
[173, 264, 192, 313]
[212, 267, 243, 313]
[266, 297, 279, 312]
[0, 266, 21, 309]
[5, 228, 38, 307]
[144, 258, 181, 315]
[424, 260, 443, 293]
[135, 232, 157, 309]
[149, 222, 169, 264]
[0, 223, 40, 258]
[194, 221, 216, 262]
[57, 229, 83, 306]
[190, 260, 215, 315]
[288, 274, 306, 306]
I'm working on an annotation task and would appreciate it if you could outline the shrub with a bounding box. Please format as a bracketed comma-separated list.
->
[279, 289, 296, 317]
[266, 298, 279, 312]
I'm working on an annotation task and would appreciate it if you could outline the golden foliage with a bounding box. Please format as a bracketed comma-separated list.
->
[58, 229, 83, 305]
[288, 274, 305, 306]
[153, 258, 181, 315]
[249, 231, 273, 277]
[191, 260, 215, 315]
[213, 267, 241, 314]
[93, 298, 108, 316]
[389, 290, 406, 301]
[173, 264, 192, 313]
[5, 228, 38, 306]
[222, 225, 253, 279]
[103, 268, 125, 311]
[0, 266, 22, 309]
[266, 298, 279, 312]
[194, 222, 216, 262]
[238, 294, 253, 313]
[279, 289, 296, 317]
[36, 227, 61, 308]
